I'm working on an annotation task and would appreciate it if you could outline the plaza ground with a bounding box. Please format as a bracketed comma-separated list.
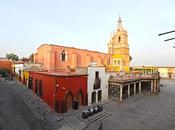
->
[0, 79, 175, 130]
[86, 79, 175, 130]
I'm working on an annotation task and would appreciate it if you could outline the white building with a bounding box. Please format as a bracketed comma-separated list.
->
[76, 63, 115, 105]
[12, 62, 24, 75]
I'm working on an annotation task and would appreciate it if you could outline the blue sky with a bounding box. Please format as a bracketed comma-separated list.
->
[0, 0, 175, 66]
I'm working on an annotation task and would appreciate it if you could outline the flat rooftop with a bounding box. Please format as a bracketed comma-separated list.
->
[32, 71, 88, 77]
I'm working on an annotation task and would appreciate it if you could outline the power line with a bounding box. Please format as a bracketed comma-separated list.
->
[158, 30, 175, 36]
[158, 30, 175, 48]
[164, 37, 175, 42]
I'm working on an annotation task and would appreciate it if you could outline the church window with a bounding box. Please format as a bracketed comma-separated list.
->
[118, 36, 121, 42]
[114, 60, 117, 65]
[61, 50, 66, 61]
[60, 50, 68, 61]
[118, 60, 120, 65]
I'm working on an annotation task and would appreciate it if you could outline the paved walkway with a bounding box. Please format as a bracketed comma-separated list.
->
[0, 80, 50, 130]
[0, 79, 73, 130]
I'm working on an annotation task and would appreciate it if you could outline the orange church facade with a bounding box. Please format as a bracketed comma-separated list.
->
[34, 44, 111, 72]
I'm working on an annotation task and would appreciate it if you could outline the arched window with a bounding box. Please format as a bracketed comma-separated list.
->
[39, 80, 43, 96]
[60, 49, 68, 61]
[114, 60, 117, 65]
[118, 36, 121, 42]
[61, 50, 66, 61]
[118, 60, 120, 65]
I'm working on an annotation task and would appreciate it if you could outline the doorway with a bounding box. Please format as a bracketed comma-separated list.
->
[66, 94, 73, 112]
[98, 90, 102, 102]
[77, 91, 83, 106]
[91, 91, 96, 103]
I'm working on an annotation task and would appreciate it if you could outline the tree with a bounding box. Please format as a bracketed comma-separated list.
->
[0, 68, 10, 77]
[29, 53, 34, 62]
[129, 56, 132, 62]
[6, 53, 19, 61]
[21, 57, 29, 62]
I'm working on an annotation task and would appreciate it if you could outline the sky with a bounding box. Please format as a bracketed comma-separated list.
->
[0, 0, 175, 66]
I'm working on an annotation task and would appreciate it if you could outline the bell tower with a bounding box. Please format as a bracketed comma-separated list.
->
[107, 17, 130, 73]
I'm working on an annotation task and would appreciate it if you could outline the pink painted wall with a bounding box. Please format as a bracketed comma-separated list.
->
[34, 44, 111, 72]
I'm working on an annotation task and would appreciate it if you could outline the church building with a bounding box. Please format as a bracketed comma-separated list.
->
[34, 17, 130, 73]
[34, 44, 111, 72]
[107, 17, 130, 73]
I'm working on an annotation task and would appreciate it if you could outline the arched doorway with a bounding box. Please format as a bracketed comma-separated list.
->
[77, 90, 83, 106]
[66, 92, 73, 112]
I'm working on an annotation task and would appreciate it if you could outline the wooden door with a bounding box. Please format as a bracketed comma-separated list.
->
[66, 94, 72, 111]
[78, 92, 83, 106]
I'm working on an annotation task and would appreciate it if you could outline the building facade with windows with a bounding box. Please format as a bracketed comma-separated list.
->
[29, 71, 88, 113]
[34, 44, 111, 72]
[76, 64, 114, 105]
[87, 67, 111, 105]
[12, 62, 24, 75]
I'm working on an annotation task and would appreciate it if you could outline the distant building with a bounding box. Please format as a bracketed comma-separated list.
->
[0, 60, 12, 76]
[158, 67, 175, 79]
[12, 61, 24, 75]
[132, 66, 175, 80]
[132, 66, 158, 74]
[107, 17, 130, 73]
[22, 63, 44, 85]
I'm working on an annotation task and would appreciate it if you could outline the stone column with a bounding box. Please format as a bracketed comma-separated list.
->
[154, 80, 157, 93]
[151, 81, 154, 93]
[134, 83, 136, 95]
[158, 80, 160, 92]
[139, 82, 141, 93]
[120, 85, 123, 102]
[96, 91, 98, 103]
[128, 84, 130, 97]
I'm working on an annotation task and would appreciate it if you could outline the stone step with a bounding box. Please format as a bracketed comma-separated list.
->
[122, 94, 145, 104]
[86, 111, 112, 125]
[65, 117, 87, 130]
[77, 110, 112, 125]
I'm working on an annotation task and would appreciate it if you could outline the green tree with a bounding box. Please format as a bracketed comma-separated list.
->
[129, 56, 132, 62]
[6, 53, 19, 61]
[21, 57, 29, 62]
[29, 53, 34, 62]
